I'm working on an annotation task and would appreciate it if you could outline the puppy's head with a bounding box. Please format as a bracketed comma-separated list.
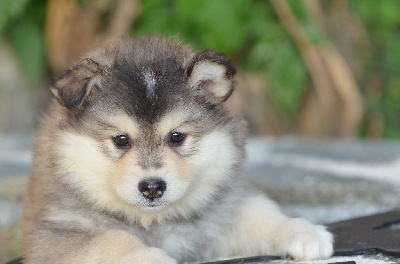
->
[51, 36, 243, 222]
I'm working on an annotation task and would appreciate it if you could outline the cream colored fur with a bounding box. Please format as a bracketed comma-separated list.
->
[53, 113, 239, 227]
[189, 62, 231, 98]
[21, 36, 333, 263]
[37, 112, 333, 262]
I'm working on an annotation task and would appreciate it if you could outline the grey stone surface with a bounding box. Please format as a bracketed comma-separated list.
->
[202, 254, 398, 264]
[0, 134, 33, 178]
[0, 198, 22, 227]
[246, 137, 400, 224]
[269, 255, 398, 264]
[0, 134, 32, 228]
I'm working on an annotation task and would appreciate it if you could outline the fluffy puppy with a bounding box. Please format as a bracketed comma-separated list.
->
[21, 35, 333, 263]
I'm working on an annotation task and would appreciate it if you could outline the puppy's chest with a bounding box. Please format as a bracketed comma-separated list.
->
[123, 218, 225, 260]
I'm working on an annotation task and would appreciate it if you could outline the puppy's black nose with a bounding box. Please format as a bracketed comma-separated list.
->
[138, 179, 166, 201]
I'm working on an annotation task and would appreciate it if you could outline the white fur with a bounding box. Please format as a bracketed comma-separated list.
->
[189, 62, 231, 98]
[25, 36, 335, 264]
[55, 132, 123, 214]
[142, 68, 157, 99]
[45, 209, 97, 232]
[114, 167, 190, 211]
[108, 113, 141, 137]
[121, 247, 177, 264]
[156, 109, 192, 135]
[54, 113, 332, 261]
[55, 112, 237, 229]
[208, 195, 334, 260]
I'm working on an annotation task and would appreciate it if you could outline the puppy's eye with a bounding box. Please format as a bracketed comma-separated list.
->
[169, 132, 186, 146]
[112, 135, 130, 148]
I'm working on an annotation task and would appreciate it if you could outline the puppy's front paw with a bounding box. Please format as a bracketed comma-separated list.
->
[271, 218, 333, 260]
[120, 247, 178, 264]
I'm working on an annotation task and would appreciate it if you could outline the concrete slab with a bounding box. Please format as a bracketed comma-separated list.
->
[0, 135, 31, 228]
[0, 134, 33, 178]
[201, 254, 398, 264]
[246, 137, 400, 224]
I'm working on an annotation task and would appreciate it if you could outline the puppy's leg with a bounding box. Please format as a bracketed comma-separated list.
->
[216, 194, 333, 260]
[75, 231, 177, 264]
[26, 230, 177, 264]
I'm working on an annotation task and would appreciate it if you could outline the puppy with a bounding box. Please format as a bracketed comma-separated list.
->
[21, 35, 333, 263]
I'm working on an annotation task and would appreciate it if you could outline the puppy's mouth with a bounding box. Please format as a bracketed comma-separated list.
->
[147, 202, 161, 207]
[140, 199, 168, 210]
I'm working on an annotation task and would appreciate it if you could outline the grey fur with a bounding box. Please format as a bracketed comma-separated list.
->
[21, 35, 333, 264]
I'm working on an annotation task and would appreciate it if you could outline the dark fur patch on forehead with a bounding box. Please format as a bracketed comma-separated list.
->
[63, 35, 233, 134]
[101, 36, 195, 124]
[111, 58, 188, 124]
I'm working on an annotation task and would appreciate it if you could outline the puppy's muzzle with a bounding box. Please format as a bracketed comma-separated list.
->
[138, 178, 166, 201]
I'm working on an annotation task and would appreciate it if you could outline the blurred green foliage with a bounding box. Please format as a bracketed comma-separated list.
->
[0, 0, 399, 137]
[134, 0, 307, 116]
[0, 0, 46, 82]
[134, 0, 400, 138]
[350, 0, 400, 138]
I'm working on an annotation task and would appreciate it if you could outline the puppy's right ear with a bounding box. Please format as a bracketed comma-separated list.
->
[50, 58, 104, 110]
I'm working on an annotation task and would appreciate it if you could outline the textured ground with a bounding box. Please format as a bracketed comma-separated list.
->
[1, 135, 400, 263]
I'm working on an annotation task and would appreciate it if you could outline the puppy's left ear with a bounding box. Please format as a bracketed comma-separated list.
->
[187, 50, 237, 103]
